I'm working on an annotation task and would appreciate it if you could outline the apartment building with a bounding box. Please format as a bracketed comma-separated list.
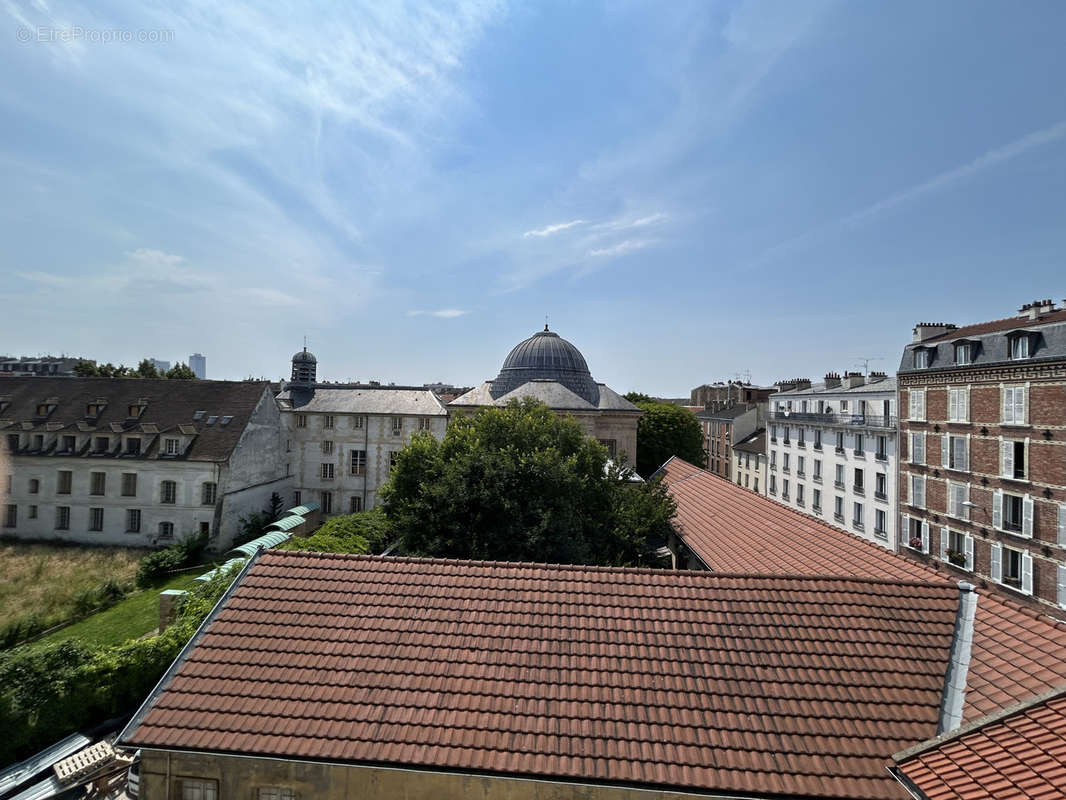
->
[732, 429, 767, 494]
[767, 373, 898, 549]
[695, 404, 761, 480]
[898, 300, 1066, 615]
[690, 380, 776, 410]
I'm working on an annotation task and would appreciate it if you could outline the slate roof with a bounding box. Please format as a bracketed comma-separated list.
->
[772, 377, 897, 398]
[694, 403, 757, 421]
[893, 685, 1066, 800]
[923, 308, 1066, 343]
[120, 550, 964, 800]
[450, 381, 639, 413]
[0, 377, 269, 461]
[658, 457, 1066, 724]
[276, 386, 448, 416]
[733, 428, 766, 455]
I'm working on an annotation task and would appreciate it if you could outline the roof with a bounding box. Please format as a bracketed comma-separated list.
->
[276, 386, 448, 416]
[450, 381, 639, 413]
[733, 428, 766, 455]
[264, 515, 306, 532]
[772, 377, 897, 398]
[893, 685, 1066, 800]
[0, 732, 90, 796]
[923, 308, 1066, 343]
[658, 457, 1066, 724]
[695, 403, 757, 421]
[227, 530, 292, 557]
[492, 327, 600, 405]
[0, 377, 270, 461]
[120, 550, 964, 800]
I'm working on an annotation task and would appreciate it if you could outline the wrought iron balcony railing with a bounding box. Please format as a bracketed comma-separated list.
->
[771, 410, 897, 430]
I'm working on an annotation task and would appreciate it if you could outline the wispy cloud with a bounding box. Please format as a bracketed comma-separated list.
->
[588, 239, 653, 258]
[591, 212, 669, 233]
[522, 219, 586, 238]
[406, 308, 469, 318]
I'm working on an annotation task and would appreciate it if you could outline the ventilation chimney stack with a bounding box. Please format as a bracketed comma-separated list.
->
[823, 372, 841, 389]
[867, 371, 887, 383]
[913, 322, 958, 343]
[844, 371, 865, 389]
[1019, 299, 1056, 320]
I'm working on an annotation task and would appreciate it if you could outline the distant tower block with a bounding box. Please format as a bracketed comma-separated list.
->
[290, 347, 317, 388]
[189, 353, 207, 379]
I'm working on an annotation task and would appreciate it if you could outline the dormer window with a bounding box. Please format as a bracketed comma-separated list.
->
[127, 403, 147, 418]
[86, 402, 106, 418]
[36, 404, 50, 416]
[914, 348, 930, 369]
[954, 343, 972, 365]
[1009, 333, 1031, 360]
[94, 436, 110, 454]
[163, 438, 180, 456]
[61, 435, 76, 453]
[126, 437, 141, 455]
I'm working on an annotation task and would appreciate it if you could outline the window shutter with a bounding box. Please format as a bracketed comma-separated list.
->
[990, 542, 1002, 582]
[1001, 387, 1011, 423]
[1059, 564, 1066, 608]
[940, 527, 948, 561]
[960, 483, 970, 521]
[948, 390, 958, 422]
[1024, 437, 1030, 480]
[1023, 494, 1034, 538]
[963, 434, 970, 471]
[964, 534, 974, 571]
[993, 490, 1003, 530]
[1001, 440, 1013, 479]
[1017, 385, 1027, 424]
[909, 390, 917, 420]
[921, 520, 930, 554]
[1059, 504, 1066, 547]
[963, 387, 970, 422]
[1021, 551, 1033, 595]
[941, 435, 949, 469]
[918, 390, 926, 421]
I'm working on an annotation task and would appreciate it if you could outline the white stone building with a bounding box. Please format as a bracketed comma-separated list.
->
[766, 372, 899, 550]
[0, 377, 289, 550]
[275, 349, 449, 515]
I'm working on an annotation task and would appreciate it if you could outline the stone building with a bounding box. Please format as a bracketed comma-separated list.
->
[732, 428, 767, 494]
[766, 372, 899, 550]
[690, 380, 776, 410]
[897, 300, 1066, 616]
[695, 403, 761, 480]
[0, 377, 288, 550]
[275, 349, 448, 515]
[449, 326, 640, 465]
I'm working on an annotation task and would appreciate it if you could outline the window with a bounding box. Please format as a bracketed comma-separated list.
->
[948, 482, 970, 520]
[813, 459, 822, 481]
[943, 434, 969, 471]
[994, 490, 1032, 538]
[834, 495, 844, 521]
[1001, 386, 1027, 425]
[769, 474, 777, 494]
[841, 400, 849, 412]
[797, 428, 806, 446]
[126, 509, 141, 533]
[875, 472, 887, 500]
[991, 543, 1032, 594]
[61, 435, 76, 453]
[392, 417, 403, 435]
[943, 529, 972, 570]
[159, 521, 174, 539]
[258, 789, 295, 800]
[321, 491, 333, 514]
[1000, 439, 1028, 480]
[853, 434, 864, 455]
[122, 473, 137, 497]
[797, 455, 805, 476]
[948, 388, 970, 422]
[293, 490, 302, 506]
[163, 438, 180, 456]
[90, 472, 106, 496]
[322, 440, 334, 455]
[598, 438, 617, 458]
[28, 505, 37, 519]
[296, 414, 307, 428]
[89, 508, 104, 532]
[180, 778, 217, 800]
[350, 450, 367, 476]
[55, 506, 70, 530]
[770, 425, 778, 442]
[904, 515, 928, 552]
[908, 389, 926, 421]
[781, 479, 789, 500]
[770, 451, 777, 468]
[419, 417, 431, 431]
[161, 480, 177, 504]
[914, 349, 930, 369]
[349, 496, 363, 513]
[852, 502, 864, 529]
[32, 434, 43, 450]
[812, 488, 821, 511]
[835, 431, 844, 453]
[57, 470, 72, 494]
[876, 436, 887, 460]
[5, 433, 18, 452]
[909, 432, 925, 465]
[320, 463, 335, 480]
[834, 464, 844, 489]
[854, 468, 864, 494]
[323, 415, 335, 429]
[796, 484, 805, 506]
[353, 415, 365, 430]
[1009, 334, 1030, 360]
[954, 343, 971, 365]
[874, 509, 886, 538]
[783, 453, 790, 472]
[813, 429, 822, 450]
[783, 427, 790, 445]
[3, 505, 15, 528]
[125, 437, 142, 455]
[29, 478, 39, 494]
[201, 482, 217, 505]
[910, 475, 926, 509]
[95, 436, 110, 453]
[753, 477, 759, 493]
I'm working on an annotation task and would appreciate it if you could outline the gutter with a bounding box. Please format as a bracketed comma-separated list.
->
[116, 546, 265, 749]
[936, 580, 978, 735]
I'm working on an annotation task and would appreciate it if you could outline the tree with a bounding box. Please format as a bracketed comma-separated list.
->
[265, 492, 284, 524]
[630, 400, 706, 478]
[165, 362, 197, 380]
[381, 399, 675, 567]
[623, 391, 653, 404]
[135, 359, 160, 379]
[73, 361, 99, 376]
[279, 509, 394, 555]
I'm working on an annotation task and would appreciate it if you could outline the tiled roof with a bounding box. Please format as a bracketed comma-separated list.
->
[922, 308, 1066, 343]
[658, 457, 1066, 723]
[732, 428, 766, 454]
[0, 377, 269, 461]
[121, 550, 963, 799]
[893, 685, 1066, 800]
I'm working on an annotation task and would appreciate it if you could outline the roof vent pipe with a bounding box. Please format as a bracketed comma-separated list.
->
[937, 581, 978, 735]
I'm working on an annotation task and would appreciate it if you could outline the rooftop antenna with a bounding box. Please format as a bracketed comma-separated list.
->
[855, 356, 883, 375]
[544, 313, 549, 332]
[734, 370, 752, 384]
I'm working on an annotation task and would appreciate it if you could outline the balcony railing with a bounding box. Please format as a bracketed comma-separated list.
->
[771, 410, 897, 430]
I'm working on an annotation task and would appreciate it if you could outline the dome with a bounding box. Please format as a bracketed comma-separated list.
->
[491, 326, 600, 405]
[292, 348, 317, 364]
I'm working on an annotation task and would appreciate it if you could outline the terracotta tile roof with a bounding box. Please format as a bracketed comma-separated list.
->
[121, 550, 964, 799]
[893, 685, 1066, 800]
[922, 308, 1066, 343]
[658, 457, 1066, 724]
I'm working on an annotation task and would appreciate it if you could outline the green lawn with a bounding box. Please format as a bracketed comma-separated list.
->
[29, 573, 201, 650]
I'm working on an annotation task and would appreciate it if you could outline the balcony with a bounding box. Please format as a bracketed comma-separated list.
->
[771, 410, 897, 430]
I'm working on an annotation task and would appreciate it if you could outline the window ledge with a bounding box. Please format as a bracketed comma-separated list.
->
[998, 580, 1032, 598]
[998, 527, 1033, 541]
[999, 423, 1032, 429]
[943, 558, 972, 572]
[874, 530, 887, 539]
[999, 476, 1031, 485]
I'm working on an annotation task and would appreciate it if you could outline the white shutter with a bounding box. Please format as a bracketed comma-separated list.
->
[1023, 437, 1030, 480]
[940, 527, 948, 561]
[909, 390, 918, 420]
[1021, 384, 1029, 424]
[990, 542, 1002, 582]
[921, 520, 930, 554]
[963, 387, 970, 422]
[1059, 504, 1066, 547]
[1002, 387, 1013, 424]
[964, 534, 974, 571]
[960, 483, 970, 521]
[993, 490, 1003, 530]
[963, 434, 970, 471]
[1001, 440, 1013, 479]
[1059, 564, 1066, 608]
[948, 389, 958, 422]
[918, 390, 926, 421]
[941, 435, 949, 469]
[902, 513, 910, 545]
[1023, 494, 1034, 538]
[1021, 551, 1033, 595]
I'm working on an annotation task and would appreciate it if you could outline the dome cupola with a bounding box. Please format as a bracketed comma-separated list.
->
[290, 347, 317, 388]
[491, 326, 600, 405]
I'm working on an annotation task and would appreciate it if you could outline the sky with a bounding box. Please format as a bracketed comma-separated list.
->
[1, 1, 1065, 395]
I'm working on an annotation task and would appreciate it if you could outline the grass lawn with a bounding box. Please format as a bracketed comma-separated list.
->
[0, 541, 145, 631]
[28, 573, 202, 650]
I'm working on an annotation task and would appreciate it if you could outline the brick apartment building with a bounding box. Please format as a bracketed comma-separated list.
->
[695, 403, 761, 479]
[897, 300, 1066, 616]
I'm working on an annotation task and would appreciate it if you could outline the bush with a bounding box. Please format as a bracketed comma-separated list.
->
[135, 532, 208, 588]
[279, 509, 394, 555]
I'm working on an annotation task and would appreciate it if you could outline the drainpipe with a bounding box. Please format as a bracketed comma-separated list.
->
[362, 416, 368, 511]
[937, 581, 978, 734]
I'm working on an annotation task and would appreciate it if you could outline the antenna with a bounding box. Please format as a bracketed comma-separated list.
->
[733, 370, 752, 384]
[544, 313, 550, 332]
[854, 356, 883, 375]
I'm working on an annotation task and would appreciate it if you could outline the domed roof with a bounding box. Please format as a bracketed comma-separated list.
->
[292, 348, 317, 364]
[491, 326, 600, 405]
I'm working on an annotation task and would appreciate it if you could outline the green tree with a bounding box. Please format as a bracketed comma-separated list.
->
[135, 358, 160, 378]
[165, 363, 197, 380]
[623, 391, 653, 404]
[630, 400, 706, 478]
[279, 509, 394, 555]
[73, 361, 99, 376]
[381, 399, 675, 566]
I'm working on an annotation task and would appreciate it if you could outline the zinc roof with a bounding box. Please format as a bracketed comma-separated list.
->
[121, 550, 961, 799]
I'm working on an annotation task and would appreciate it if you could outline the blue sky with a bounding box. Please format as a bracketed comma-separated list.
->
[1, 1, 1064, 395]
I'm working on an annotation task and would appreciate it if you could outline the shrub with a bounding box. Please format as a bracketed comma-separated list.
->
[135, 532, 208, 587]
[278, 509, 394, 555]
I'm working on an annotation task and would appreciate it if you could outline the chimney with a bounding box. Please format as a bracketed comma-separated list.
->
[823, 372, 841, 389]
[913, 322, 958, 343]
[1019, 299, 1056, 320]
[844, 371, 865, 389]
[937, 582, 978, 735]
[867, 371, 887, 383]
